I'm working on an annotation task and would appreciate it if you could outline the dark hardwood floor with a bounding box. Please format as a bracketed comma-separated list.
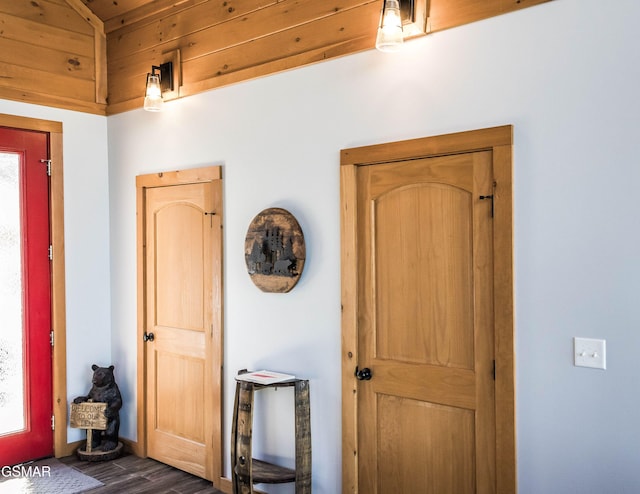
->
[59, 453, 225, 494]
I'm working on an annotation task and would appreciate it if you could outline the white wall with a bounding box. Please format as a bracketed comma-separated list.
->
[0, 100, 111, 443]
[3, 0, 634, 491]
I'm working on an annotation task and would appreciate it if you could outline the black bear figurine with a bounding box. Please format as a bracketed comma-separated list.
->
[74, 364, 122, 451]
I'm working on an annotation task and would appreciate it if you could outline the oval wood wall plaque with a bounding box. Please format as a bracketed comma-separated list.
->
[244, 208, 305, 293]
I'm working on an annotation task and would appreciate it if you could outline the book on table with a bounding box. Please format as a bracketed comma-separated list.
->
[236, 370, 296, 385]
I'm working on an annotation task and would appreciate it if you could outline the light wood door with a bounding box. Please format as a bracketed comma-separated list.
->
[341, 127, 515, 494]
[140, 170, 223, 483]
[354, 150, 495, 493]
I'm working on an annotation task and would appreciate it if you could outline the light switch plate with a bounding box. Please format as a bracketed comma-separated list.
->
[574, 337, 606, 369]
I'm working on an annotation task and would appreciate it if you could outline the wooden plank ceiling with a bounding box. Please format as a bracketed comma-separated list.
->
[0, 0, 552, 115]
[0, 0, 106, 114]
[88, 0, 551, 114]
[100, 0, 388, 114]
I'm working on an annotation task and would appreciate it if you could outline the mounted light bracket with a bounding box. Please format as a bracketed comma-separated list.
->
[399, 0, 415, 25]
[153, 61, 174, 93]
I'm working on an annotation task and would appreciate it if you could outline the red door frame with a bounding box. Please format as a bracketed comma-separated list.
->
[0, 127, 53, 465]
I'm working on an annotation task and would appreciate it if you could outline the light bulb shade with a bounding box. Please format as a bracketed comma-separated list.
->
[376, 0, 404, 52]
[144, 73, 163, 112]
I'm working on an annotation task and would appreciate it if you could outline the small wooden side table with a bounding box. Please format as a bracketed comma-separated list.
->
[231, 376, 311, 494]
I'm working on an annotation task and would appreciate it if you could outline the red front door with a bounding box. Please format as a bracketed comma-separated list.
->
[0, 127, 53, 465]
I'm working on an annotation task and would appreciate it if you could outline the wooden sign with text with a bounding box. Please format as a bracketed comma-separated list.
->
[70, 402, 107, 430]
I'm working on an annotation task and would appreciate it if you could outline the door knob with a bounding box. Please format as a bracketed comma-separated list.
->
[143, 332, 155, 342]
[355, 366, 372, 380]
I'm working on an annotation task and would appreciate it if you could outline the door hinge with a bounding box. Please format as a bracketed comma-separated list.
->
[204, 211, 216, 227]
[40, 159, 52, 176]
[48, 245, 53, 261]
[479, 195, 494, 218]
[492, 360, 496, 380]
[479, 181, 497, 218]
[50, 330, 54, 347]
[51, 414, 55, 430]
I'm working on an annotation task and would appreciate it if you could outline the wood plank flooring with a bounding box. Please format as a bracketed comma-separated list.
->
[59, 453, 225, 493]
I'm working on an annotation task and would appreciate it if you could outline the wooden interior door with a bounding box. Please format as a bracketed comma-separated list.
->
[138, 168, 223, 483]
[341, 127, 515, 494]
